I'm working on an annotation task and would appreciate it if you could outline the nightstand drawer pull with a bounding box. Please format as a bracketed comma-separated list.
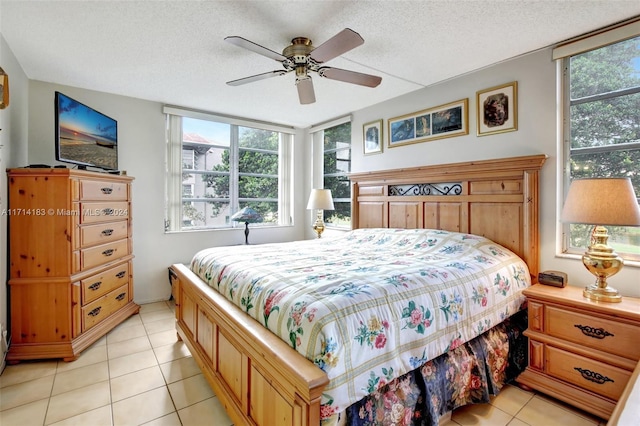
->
[88, 307, 102, 317]
[115, 292, 126, 301]
[574, 367, 614, 385]
[115, 271, 126, 279]
[102, 208, 114, 215]
[101, 229, 114, 236]
[88, 282, 102, 291]
[101, 187, 113, 195]
[102, 249, 115, 257]
[574, 324, 614, 339]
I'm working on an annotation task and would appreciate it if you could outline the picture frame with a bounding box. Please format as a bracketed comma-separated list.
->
[388, 98, 468, 148]
[476, 81, 517, 136]
[363, 119, 383, 155]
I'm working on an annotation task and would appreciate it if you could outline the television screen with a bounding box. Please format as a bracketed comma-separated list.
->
[55, 92, 118, 170]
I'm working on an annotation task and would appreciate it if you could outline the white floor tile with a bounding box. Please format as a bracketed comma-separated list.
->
[44, 381, 111, 425]
[112, 386, 175, 426]
[167, 373, 215, 410]
[110, 365, 167, 402]
[0, 375, 55, 411]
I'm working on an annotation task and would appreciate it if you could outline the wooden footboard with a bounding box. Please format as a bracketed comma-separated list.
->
[169, 263, 329, 426]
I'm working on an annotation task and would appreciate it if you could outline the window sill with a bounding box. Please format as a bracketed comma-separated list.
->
[164, 224, 294, 235]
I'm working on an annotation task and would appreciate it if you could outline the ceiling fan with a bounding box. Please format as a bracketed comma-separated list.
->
[224, 28, 382, 105]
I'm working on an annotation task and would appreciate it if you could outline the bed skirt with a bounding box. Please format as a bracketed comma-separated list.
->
[341, 308, 528, 425]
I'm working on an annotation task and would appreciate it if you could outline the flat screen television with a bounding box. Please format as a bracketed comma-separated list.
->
[55, 91, 118, 171]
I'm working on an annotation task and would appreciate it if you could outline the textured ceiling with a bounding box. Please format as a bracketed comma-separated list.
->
[2, 1, 640, 128]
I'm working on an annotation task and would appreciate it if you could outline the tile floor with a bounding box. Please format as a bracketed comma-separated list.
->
[0, 300, 607, 426]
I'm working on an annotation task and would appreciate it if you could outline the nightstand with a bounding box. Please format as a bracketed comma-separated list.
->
[517, 284, 640, 420]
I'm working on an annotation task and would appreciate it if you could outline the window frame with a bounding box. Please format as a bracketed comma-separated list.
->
[164, 106, 295, 233]
[310, 116, 352, 230]
[557, 26, 640, 263]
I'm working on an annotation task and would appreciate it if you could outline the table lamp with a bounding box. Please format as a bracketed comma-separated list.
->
[231, 207, 262, 245]
[306, 189, 335, 238]
[561, 178, 640, 302]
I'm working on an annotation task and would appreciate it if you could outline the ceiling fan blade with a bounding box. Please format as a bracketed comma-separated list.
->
[226, 70, 288, 86]
[296, 77, 316, 104]
[225, 36, 287, 62]
[318, 67, 382, 87]
[309, 28, 364, 63]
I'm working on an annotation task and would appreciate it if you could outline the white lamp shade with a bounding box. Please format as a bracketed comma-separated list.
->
[561, 178, 640, 226]
[307, 189, 335, 210]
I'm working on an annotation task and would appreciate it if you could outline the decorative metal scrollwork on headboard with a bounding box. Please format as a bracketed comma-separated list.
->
[389, 182, 462, 196]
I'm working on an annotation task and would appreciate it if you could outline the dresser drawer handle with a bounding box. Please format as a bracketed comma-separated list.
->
[574, 324, 614, 339]
[102, 249, 115, 257]
[88, 282, 102, 291]
[102, 208, 114, 215]
[101, 187, 113, 195]
[115, 271, 126, 279]
[116, 292, 126, 301]
[88, 307, 102, 317]
[101, 229, 114, 236]
[574, 367, 614, 385]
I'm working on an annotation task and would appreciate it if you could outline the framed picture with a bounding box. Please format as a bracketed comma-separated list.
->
[363, 119, 383, 155]
[388, 98, 468, 148]
[0, 67, 8, 110]
[476, 81, 517, 136]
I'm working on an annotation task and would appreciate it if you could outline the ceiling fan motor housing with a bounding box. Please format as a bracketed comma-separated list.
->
[283, 37, 314, 64]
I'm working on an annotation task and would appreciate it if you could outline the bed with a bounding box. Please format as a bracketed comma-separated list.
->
[169, 154, 547, 426]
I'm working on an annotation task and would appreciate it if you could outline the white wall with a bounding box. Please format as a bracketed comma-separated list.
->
[351, 47, 639, 297]
[26, 81, 308, 303]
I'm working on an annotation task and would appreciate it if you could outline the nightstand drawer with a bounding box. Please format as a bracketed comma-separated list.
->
[547, 345, 630, 401]
[546, 306, 640, 360]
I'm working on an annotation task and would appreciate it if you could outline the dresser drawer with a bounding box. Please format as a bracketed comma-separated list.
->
[80, 180, 128, 201]
[82, 284, 129, 331]
[81, 220, 128, 247]
[546, 306, 640, 360]
[82, 262, 130, 305]
[81, 239, 129, 270]
[80, 201, 129, 224]
[546, 345, 630, 401]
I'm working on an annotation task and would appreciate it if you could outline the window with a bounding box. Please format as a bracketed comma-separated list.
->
[561, 31, 640, 260]
[310, 120, 351, 228]
[165, 108, 294, 232]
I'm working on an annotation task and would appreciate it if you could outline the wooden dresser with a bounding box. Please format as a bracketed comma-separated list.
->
[517, 284, 640, 420]
[6, 168, 139, 362]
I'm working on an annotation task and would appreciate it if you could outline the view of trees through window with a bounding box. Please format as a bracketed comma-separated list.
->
[181, 117, 280, 229]
[566, 35, 640, 256]
[323, 122, 351, 226]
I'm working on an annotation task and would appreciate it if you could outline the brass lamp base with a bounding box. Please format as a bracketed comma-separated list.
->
[581, 225, 623, 303]
[312, 211, 325, 238]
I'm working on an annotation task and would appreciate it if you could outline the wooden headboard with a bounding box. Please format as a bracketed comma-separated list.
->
[349, 155, 547, 279]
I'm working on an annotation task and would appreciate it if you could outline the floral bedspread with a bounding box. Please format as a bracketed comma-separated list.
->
[190, 228, 531, 421]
